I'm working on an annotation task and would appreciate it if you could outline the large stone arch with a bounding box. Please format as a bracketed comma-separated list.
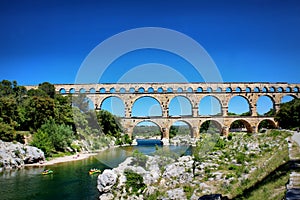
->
[229, 119, 253, 133]
[256, 94, 276, 116]
[198, 95, 222, 116]
[168, 95, 193, 116]
[257, 119, 277, 132]
[132, 120, 162, 139]
[99, 95, 125, 117]
[131, 95, 163, 117]
[199, 119, 223, 135]
[169, 120, 193, 137]
[280, 94, 297, 103]
[227, 94, 252, 115]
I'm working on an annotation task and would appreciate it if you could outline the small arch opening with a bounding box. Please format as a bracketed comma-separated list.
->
[59, 88, 66, 94]
[197, 87, 203, 93]
[236, 87, 242, 92]
[167, 87, 173, 93]
[119, 88, 126, 93]
[79, 88, 86, 93]
[70, 88, 75, 94]
[170, 121, 193, 139]
[226, 87, 232, 93]
[187, 87, 193, 93]
[99, 88, 106, 93]
[254, 87, 260, 92]
[138, 87, 145, 93]
[157, 87, 164, 93]
[148, 87, 154, 93]
[89, 88, 96, 93]
[177, 87, 183, 93]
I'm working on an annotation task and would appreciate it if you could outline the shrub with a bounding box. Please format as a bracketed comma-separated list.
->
[227, 133, 233, 140]
[132, 150, 148, 167]
[124, 169, 146, 194]
[236, 152, 246, 164]
[183, 185, 194, 199]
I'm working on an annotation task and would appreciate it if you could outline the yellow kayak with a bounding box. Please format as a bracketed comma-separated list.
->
[89, 169, 101, 175]
[42, 170, 53, 175]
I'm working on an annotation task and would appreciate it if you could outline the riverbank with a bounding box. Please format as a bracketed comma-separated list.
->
[97, 130, 291, 199]
[25, 153, 98, 167]
[24, 145, 127, 167]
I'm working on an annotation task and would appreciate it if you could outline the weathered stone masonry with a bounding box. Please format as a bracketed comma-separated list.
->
[25, 82, 300, 139]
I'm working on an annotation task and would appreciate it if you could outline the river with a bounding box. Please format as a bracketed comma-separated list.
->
[0, 144, 192, 200]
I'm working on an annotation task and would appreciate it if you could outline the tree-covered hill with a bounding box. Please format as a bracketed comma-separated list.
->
[0, 80, 127, 157]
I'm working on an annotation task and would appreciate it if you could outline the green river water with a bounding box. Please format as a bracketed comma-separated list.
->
[0, 145, 191, 200]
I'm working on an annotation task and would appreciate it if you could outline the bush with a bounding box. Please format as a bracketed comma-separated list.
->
[31, 118, 74, 156]
[227, 133, 233, 140]
[236, 152, 246, 164]
[132, 150, 148, 167]
[124, 169, 146, 194]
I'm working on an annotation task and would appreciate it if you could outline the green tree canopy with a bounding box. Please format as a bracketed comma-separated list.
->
[96, 110, 122, 137]
[275, 98, 300, 129]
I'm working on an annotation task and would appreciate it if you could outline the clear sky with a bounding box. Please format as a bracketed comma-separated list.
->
[1, 0, 300, 85]
[0, 0, 299, 117]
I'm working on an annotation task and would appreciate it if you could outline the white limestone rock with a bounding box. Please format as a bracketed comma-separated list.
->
[166, 188, 186, 200]
[97, 169, 118, 193]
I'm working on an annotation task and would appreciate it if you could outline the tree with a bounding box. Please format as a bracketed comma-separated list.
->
[38, 82, 56, 98]
[0, 80, 13, 96]
[96, 110, 122, 137]
[54, 95, 74, 126]
[31, 118, 74, 156]
[23, 96, 55, 130]
[72, 94, 90, 112]
[275, 98, 300, 129]
[170, 126, 178, 138]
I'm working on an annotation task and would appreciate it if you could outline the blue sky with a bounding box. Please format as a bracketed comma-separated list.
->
[0, 0, 299, 116]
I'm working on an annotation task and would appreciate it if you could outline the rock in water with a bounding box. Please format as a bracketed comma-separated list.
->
[0, 140, 45, 170]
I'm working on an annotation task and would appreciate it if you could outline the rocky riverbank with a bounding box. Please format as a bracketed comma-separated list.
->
[97, 130, 291, 199]
[0, 140, 45, 171]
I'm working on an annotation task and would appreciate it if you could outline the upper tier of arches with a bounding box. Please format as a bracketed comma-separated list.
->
[56, 82, 300, 95]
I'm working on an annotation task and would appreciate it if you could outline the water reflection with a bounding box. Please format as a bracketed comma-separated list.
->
[0, 145, 192, 200]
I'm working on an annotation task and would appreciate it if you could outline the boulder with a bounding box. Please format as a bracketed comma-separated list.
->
[0, 140, 45, 169]
[99, 193, 114, 200]
[163, 163, 185, 179]
[97, 169, 118, 193]
[166, 188, 186, 200]
[23, 146, 45, 164]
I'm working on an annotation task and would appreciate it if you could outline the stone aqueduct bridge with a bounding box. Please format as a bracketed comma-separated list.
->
[26, 82, 300, 139]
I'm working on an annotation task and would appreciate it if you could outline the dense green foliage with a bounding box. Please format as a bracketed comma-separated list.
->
[275, 98, 300, 129]
[31, 118, 74, 156]
[0, 80, 125, 157]
[124, 169, 146, 194]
